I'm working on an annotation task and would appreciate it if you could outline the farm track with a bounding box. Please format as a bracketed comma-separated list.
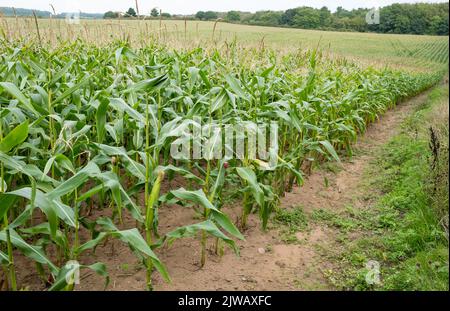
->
[62, 86, 434, 291]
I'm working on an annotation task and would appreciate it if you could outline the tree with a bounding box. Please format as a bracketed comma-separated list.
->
[195, 11, 205, 20]
[250, 11, 282, 26]
[319, 6, 332, 27]
[394, 15, 411, 33]
[104, 11, 118, 19]
[151, 8, 159, 17]
[281, 8, 298, 25]
[204, 11, 218, 20]
[335, 6, 351, 18]
[226, 11, 241, 22]
[161, 12, 171, 18]
[436, 15, 449, 35]
[292, 7, 321, 29]
[196, 2, 448, 35]
[429, 15, 447, 35]
[126, 7, 137, 17]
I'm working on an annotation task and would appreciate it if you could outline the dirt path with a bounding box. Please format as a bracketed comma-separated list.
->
[71, 91, 430, 291]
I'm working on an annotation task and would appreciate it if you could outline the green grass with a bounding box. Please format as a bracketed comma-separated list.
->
[311, 207, 373, 232]
[273, 206, 308, 243]
[317, 83, 449, 291]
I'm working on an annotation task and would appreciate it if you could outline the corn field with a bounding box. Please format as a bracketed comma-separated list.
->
[1, 17, 448, 71]
[0, 36, 445, 291]
[390, 38, 449, 67]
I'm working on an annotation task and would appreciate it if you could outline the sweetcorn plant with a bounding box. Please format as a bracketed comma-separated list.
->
[0, 38, 444, 291]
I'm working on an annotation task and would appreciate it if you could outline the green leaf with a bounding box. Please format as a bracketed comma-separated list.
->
[20, 223, 68, 250]
[171, 187, 242, 240]
[0, 82, 40, 116]
[225, 74, 248, 99]
[8, 187, 75, 228]
[8, 184, 58, 239]
[319, 140, 340, 162]
[49, 261, 109, 291]
[48, 263, 79, 291]
[96, 100, 109, 143]
[208, 160, 226, 201]
[261, 65, 275, 78]
[0, 120, 29, 153]
[0, 249, 9, 264]
[211, 211, 244, 240]
[124, 74, 168, 93]
[97, 218, 170, 282]
[93, 143, 146, 181]
[0, 229, 58, 274]
[43, 154, 75, 178]
[109, 98, 145, 124]
[48, 162, 100, 200]
[165, 220, 239, 255]
[76, 232, 108, 255]
[9, 205, 34, 229]
[0, 194, 16, 220]
[211, 90, 227, 113]
[0, 82, 28, 105]
[0, 152, 56, 184]
[77, 172, 144, 223]
[171, 188, 217, 212]
[236, 167, 264, 206]
[53, 75, 90, 104]
[50, 60, 74, 86]
[159, 165, 205, 185]
[85, 262, 109, 289]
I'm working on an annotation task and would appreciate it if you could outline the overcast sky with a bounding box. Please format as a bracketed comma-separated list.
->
[0, 0, 446, 14]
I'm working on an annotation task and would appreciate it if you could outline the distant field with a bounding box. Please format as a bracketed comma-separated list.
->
[1, 18, 448, 71]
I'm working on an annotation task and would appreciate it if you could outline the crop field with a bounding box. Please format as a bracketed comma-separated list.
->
[1, 18, 449, 70]
[0, 17, 448, 291]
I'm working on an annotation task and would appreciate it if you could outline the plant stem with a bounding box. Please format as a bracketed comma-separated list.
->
[73, 188, 79, 260]
[145, 171, 163, 291]
[200, 229, 207, 267]
[48, 90, 56, 181]
[0, 122, 16, 291]
[3, 215, 17, 291]
[48, 90, 54, 151]
[144, 100, 152, 291]
[241, 191, 250, 229]
[200, 159, 212, 268]
[144, 96, 164, 290]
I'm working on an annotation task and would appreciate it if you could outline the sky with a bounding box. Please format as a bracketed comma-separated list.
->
[0, 0, 446, 15]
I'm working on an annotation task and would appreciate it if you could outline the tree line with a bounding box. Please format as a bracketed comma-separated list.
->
[206, 3, 449, 35]
[0, 7, 103, 19]
[105, 3, 449, 36]
[103, 7, 172, 19]
[6, 2, 445, 36]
